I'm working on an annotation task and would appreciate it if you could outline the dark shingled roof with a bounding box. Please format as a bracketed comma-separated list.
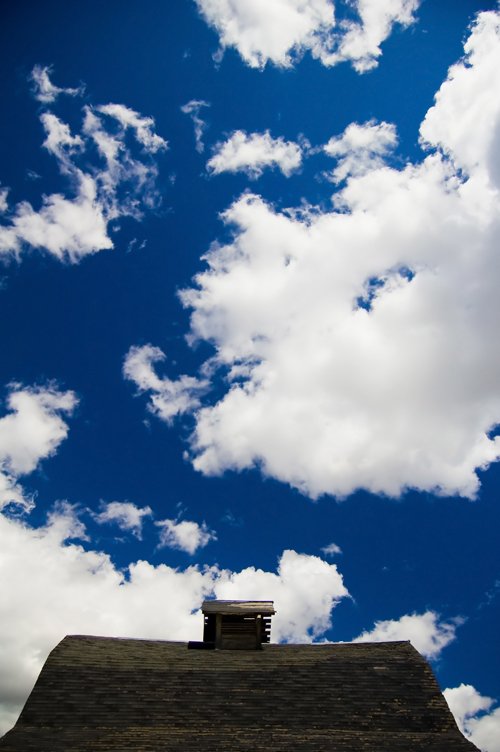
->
[0, 635, 478, 751]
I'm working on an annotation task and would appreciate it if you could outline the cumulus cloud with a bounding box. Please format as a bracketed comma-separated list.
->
[194, 0, 418, 71]
[0, 505, 349, 734]
[324, 119, 398, 182]
[0, 67, 167, 263]
[123, 344, 208, 424]
[156, 517, 216, 554]
[328, 0, 420, 73]
[207, 130, 303, 178]
[214, 549, 348, 642]
[444, 684, 500, 752]
[130, 10, 500, 501]
[181, 99, 210, 153]
[30, 64, 83, 104]
[352, 611, 461, 659]
[0, 384, 77, 512]
[94, 501, 153, 539]
[420, 8, 500, 185]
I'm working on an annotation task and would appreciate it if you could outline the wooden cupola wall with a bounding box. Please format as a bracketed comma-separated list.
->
[189, 600, 275, 650]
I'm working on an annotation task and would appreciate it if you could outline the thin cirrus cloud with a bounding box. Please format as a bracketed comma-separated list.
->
[444, 684, 500, 752]
[126, 10, 500, 501]
[0, 383, 77, 513]
[194, 0, 419, 71]
[181, 99, 211, 153]
[30, 63, 84, 104]
[321, 542, 342, 556]
[207, 130, 303, 179]
[0, 66, 167, 263]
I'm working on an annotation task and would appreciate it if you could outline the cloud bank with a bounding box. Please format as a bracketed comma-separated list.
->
[0, 504, 348, 734]
[127, 10, 500, 500]
[0, 67, 167, 263]
[195, 0, 419, 71]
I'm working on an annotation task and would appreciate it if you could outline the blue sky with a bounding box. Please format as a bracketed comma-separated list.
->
[1, 1, 500, 747]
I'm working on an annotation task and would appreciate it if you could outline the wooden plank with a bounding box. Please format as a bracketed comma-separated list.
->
[202, 600, 275, 615]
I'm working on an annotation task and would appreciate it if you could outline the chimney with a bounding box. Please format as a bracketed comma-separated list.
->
[189, 600, 275, 650]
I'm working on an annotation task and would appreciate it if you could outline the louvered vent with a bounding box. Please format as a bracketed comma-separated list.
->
[189, 600, 275, 650]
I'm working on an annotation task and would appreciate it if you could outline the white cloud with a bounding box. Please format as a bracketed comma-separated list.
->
[30, 64, 83, 104]
[156, 517, 216, 554]
[328, 0, 420, 73]
[0, 384, 77, 512]
[0, 506, 349, 735]
[94, 501, 153, 539]
[132, 10, 500, 501]
[324, 119, 398, 182]
[96, 104, 167, 154]
[195, 0, 335, 69]
[321, 542, 342, 556]
[444, 684, 500, 752]
[123, 344, 208, 424]
[214, 548, 348, 643]
[40, 113, 84, 165]
[0, 188, 9, 214]
[207, 130, 303, 178]
[194, 0, 419, 71]
[0, 174, 112, 262]
[420, 9, 500, 187]
[0, 68, 166, 263]
[181, 99, 210, 153]
[352, 611, 461, 659]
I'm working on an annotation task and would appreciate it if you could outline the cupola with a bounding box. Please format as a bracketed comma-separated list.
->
[189, 600, 275, 650]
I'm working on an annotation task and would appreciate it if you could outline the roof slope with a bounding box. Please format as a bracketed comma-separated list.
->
[0, 636, 477, 751]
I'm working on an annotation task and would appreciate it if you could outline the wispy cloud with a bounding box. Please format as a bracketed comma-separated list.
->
[123, 344, 208, 424]
[30, 64, 84, 104]
[181, 99, 210, 153]
[94, 501, 153, 540]
[321, 542, 342, 556]
[0, 67, 167, 263]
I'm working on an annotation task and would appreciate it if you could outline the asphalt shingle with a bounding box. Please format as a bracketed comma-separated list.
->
[0, 635, 478, 751]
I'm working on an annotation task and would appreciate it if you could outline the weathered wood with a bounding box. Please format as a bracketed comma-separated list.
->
[202, 600, 275, 615]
